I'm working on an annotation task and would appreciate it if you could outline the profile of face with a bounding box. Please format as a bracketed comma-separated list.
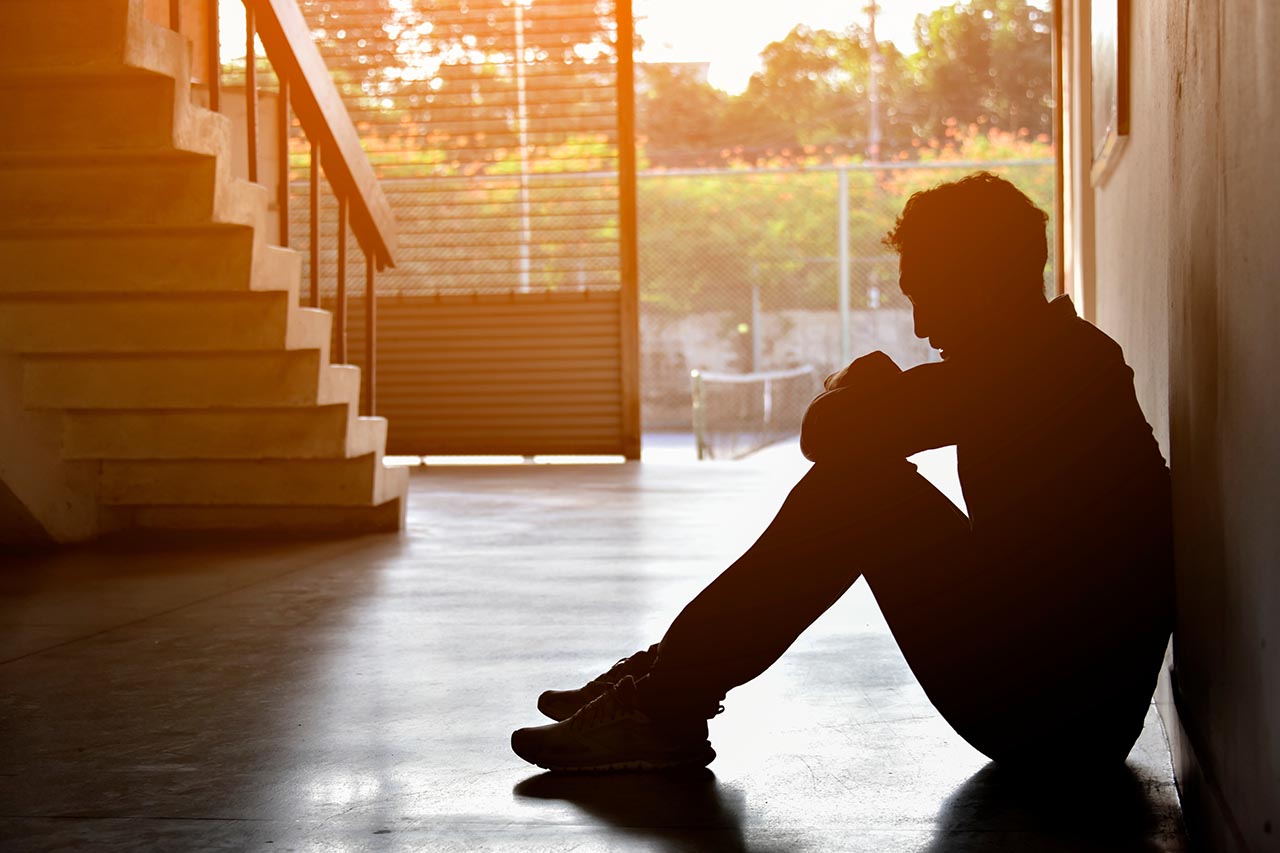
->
[887, 172, 1050, 361]
[898, 247, 994, 360]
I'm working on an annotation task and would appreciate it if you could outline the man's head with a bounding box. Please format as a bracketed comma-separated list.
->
[884, 172, 1049, 358]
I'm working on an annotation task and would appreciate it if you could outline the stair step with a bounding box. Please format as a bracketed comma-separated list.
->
[99, 454, 403, 507]
[288, 308, 334, 353]
[0, 170, 264, 239]
[61, 407, 387, 461]
[0, 75, 176, 155]
[0, 293, 330, 354]
[0, 229, 299, 297]
[0, 0, 136, 77]
[0, 228, 251, 295]
[0, 0, 410, 538]
[22, 354, 364, 410]
[0, 2, 197, 90]
[128, 465, 410, 534]
[0, 153, 222, 229]
[250, 245, 305, 301]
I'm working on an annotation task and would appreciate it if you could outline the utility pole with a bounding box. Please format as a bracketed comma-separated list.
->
[865, 1, 882, 162]
[837, 166, 851, 364]
[514, 1, 532, 292]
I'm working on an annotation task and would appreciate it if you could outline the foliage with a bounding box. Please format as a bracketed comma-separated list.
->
[706, 25, 917, 165]
[295, 0, 619, 171]
[637, 128, 1055, 314]
[296, 0, 1052, 174]
[285, 0, 1056, 313]
[909, 0, 1054, 141]
[637, 0, 1052, 167]
[634, 63, 731, 167]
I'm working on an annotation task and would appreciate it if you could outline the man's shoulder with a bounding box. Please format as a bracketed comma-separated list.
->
[1048, 297, 1127, 367]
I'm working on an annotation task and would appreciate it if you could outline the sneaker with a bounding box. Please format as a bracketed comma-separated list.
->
[537, 643, 660, 722]
[512, 676, 716, 772]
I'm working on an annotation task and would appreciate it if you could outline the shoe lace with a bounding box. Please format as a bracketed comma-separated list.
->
[569, 675, 640, 732]
[587, 644, 658, 687]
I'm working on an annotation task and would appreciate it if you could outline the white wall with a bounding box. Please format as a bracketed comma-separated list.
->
[1089, 1, 1172, 451]
[1072, 0, 1280, 849]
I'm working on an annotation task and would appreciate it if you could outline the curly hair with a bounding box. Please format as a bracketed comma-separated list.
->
[884, 171, 1049, 294]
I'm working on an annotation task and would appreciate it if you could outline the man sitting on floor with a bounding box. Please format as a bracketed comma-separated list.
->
[511, 172, 1174, 774]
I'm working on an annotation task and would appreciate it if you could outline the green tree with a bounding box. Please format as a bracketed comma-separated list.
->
[635, 24, 919, 168]
[636, 64, 730, 167]
[908, 0, 1053, 140]
[722, 24, 915, 161]
[297, 0, 619, 172]
[633, 0, 1052, 166]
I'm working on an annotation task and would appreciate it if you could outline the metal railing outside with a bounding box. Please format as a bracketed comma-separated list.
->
[691, 365, 817, 460]
[638, 158, 1055, 431]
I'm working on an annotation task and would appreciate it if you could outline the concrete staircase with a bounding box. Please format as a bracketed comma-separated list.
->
[0, 0, 409, 543]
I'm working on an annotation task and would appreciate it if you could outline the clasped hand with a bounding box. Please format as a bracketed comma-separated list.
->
[822, 350, 901, 393]
[801, 351, 904, 462]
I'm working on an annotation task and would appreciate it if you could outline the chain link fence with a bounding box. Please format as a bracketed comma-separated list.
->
[638, 159, 1055, 431]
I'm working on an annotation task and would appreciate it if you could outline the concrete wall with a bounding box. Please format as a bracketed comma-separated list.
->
[1071, 0, 1279, 848]
[0, 356, 113, 545]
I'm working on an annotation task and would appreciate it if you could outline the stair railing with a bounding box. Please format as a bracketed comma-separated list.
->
[167, 0, 397, 418]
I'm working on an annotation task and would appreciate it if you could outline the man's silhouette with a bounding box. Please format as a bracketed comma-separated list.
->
[512, 172, 1174, 773]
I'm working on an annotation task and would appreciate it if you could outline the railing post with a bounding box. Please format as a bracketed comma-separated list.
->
[614, 0, 641, 460]
[749, 275, 762, 373]
[169, 0, 181, 30]
[277, 77, 289, 247]
[244, 1, 258, 183]
[363, 251, 376, 416]
[691, 370, 707, 461]
[335, 195, 348, 363]
[206, 0, 221, 112]
[217, 0, 395, 413]
[309, 142, 320, 307]
[837, 165, 851, 365]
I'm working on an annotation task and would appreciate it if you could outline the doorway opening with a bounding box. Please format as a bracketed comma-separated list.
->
[634, 0, 1057, 461]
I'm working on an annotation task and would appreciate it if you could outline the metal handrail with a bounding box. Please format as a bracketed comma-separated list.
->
[167, 0, 397, 417]
[250, 0, 397, 269]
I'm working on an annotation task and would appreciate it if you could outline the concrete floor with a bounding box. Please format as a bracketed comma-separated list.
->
[1, 445, 1188, 851]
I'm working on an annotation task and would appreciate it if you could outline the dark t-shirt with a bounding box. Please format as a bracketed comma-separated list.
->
[800, 296, 1174, 746]
[801, 295, 1171, 569]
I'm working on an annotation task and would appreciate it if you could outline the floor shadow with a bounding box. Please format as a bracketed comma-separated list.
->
[0, 533, 404, 841]
[922, 762, 1175, 853]
[515, 769, 778, 853]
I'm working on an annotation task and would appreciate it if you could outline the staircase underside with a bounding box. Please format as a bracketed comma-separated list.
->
[0, 0, 408, 543]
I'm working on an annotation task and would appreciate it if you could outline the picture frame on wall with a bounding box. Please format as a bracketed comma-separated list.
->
[1091, 0, 1130, 183]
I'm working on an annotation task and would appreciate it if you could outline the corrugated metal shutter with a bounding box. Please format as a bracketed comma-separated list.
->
[344, 292, 624, 455]
[290, 0, 639, 456]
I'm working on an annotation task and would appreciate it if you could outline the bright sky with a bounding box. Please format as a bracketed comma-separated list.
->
[636, 0, 1042, 93]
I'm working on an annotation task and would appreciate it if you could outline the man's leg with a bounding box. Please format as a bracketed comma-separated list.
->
[639, 455, 1100, 767]
[512, 455, 975, 771]
[639, 456, 974, 719]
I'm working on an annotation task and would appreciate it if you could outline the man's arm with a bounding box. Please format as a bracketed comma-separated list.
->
[800, 353, 960, 463]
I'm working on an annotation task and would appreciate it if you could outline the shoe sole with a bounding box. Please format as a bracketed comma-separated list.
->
[523, 743, 716, 774]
